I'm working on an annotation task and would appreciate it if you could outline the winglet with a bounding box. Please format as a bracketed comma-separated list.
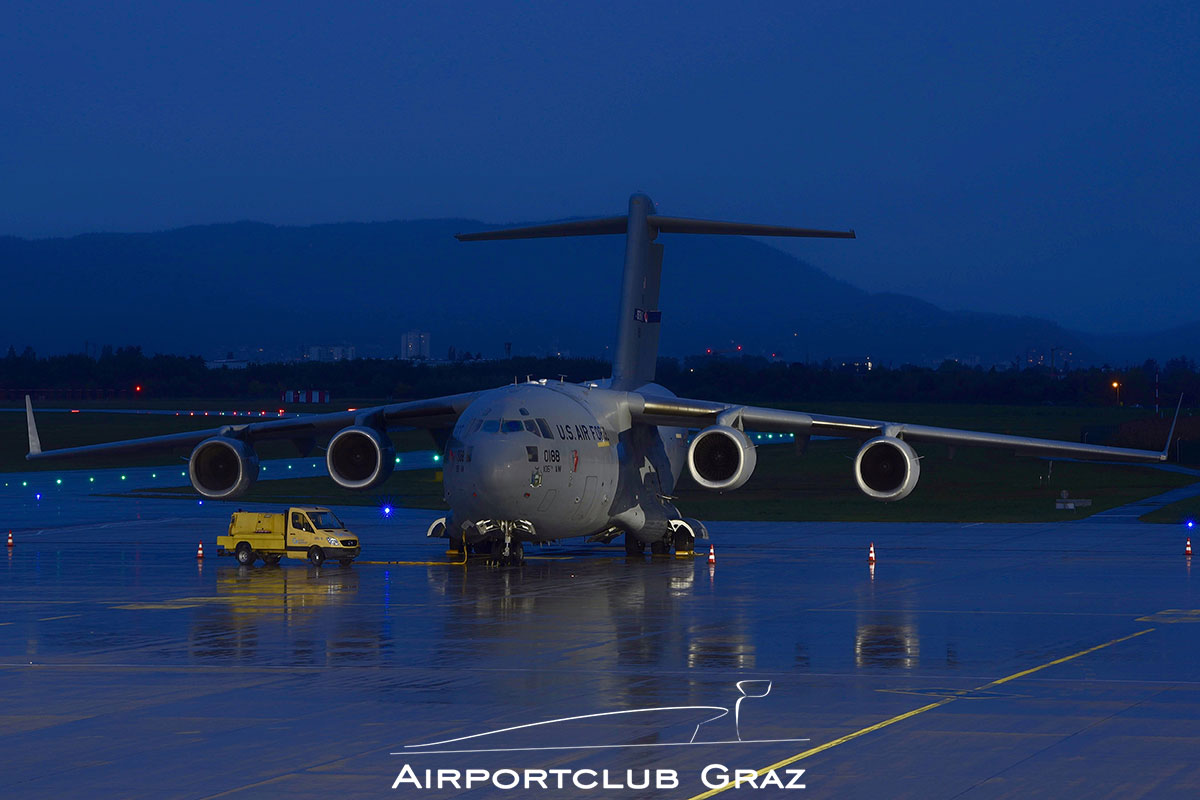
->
[1162, 394, 1183, 461]
[25, 395, 42, 456]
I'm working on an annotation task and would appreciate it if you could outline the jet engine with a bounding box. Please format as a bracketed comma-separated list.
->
[687, 425, 757, 490]
[326, 426, 395, 490]
[854, 436, 920, 501]
[188, 437, 259, 499]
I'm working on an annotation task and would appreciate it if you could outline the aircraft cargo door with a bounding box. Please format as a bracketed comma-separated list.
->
[573, 475, 598, 520]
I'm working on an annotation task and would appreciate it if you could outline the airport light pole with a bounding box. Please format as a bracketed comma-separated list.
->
[1112, 380, 1121, 406]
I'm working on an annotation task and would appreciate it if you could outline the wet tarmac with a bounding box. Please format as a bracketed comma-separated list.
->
[2, 469, 1199, 798]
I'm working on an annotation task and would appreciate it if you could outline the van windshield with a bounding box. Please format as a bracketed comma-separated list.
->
[307, 511, 344, 530]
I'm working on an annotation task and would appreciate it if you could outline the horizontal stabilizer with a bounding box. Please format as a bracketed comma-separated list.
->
[457, 214, 855, 241]
[456, 217, 627, 241]
[647, 215, 855, 239]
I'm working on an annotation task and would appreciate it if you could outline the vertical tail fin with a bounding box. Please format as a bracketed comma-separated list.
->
[455, 194, 854, 389]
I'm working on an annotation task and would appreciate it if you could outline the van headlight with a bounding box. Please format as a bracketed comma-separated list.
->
[327, 537, 341, 546]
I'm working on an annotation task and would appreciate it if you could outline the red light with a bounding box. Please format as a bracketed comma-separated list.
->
[135, 385, 142, 392]
[70, 409, 80, 413]
[706, 349, 712, 354]
[736, 345, 742, 351]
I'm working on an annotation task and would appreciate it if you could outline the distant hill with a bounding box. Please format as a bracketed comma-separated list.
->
[1, 220, 1193, 366]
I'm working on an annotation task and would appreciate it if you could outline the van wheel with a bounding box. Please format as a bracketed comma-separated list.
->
[235, 543, 256, 566]
[339, 558, 353, 567]
[307, 546, 326, 566]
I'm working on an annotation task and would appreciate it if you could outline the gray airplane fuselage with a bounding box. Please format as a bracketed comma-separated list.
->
[443, 381, 687, 543]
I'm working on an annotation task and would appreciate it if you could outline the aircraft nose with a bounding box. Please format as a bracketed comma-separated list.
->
[456, 437, 529, 515]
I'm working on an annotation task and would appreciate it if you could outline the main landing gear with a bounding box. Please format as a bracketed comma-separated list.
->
[625, 519, 703, 559]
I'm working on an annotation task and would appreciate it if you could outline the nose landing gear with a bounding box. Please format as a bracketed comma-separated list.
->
[485, 520, 527, 567]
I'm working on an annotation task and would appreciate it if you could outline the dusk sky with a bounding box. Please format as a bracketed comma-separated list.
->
[3, 1, 1196, 334]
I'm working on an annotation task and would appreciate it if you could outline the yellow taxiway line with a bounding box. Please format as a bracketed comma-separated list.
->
[683, 627, 1156, 800]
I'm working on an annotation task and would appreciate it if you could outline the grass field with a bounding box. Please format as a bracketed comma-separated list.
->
[1139, 496, 1200, 525]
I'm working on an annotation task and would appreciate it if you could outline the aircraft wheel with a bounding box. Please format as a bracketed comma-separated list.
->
[235, 543, 256, 566]
[307, 546, 326, 566]
[650, 538, 670, 556]
[339, 558, 354, 567]
[672, 525, 695, 554]
[624, 534, 646, 556]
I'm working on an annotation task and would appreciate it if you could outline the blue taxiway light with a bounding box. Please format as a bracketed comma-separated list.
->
[1187, 520, 1195, 529]
[35, 493, 41, 500]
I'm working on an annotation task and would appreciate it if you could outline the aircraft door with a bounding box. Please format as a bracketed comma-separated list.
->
[572, 475, 598, 520]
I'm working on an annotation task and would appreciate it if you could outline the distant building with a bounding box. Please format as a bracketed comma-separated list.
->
[283, 390, 331, 404]
[205, 352, 248, 369]
[305, 345, 356, 362]
[401, 330, 431, 360]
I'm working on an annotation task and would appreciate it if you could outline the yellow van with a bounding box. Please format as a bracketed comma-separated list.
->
[216, 506, 360, 566]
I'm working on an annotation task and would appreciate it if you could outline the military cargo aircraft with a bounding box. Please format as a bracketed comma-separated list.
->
[24, 194, 1176, 564]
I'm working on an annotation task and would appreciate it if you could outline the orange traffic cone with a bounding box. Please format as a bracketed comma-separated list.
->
[6, 531, 12, 548]
[868, 542, 876, 563]
[196, 542, 204, 559]
[707, 545, 716, 565]
[1187, 537, 1193, 557]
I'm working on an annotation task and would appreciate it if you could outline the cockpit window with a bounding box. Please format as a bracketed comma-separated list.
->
[536, 418, 553, 439]
[519, 407, 530, 416]
[482, 419, 500, 433]
[502, 420, 524, 433]
[523, 420, 540, 436]
[467, 419, 483, 434]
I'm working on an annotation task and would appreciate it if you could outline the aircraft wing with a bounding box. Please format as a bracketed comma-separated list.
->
[24, 392, 481, 462]
[629, 393, 1174, 463]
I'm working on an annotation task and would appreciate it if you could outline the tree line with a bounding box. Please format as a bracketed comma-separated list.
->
[2, 345, 1198, 409]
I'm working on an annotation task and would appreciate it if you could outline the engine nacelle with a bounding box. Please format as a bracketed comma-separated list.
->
[326, 426, 395, 490]
[854, 436, 920, 501]
[188, 437, 259, 499]
[687, 425, 757, 491]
